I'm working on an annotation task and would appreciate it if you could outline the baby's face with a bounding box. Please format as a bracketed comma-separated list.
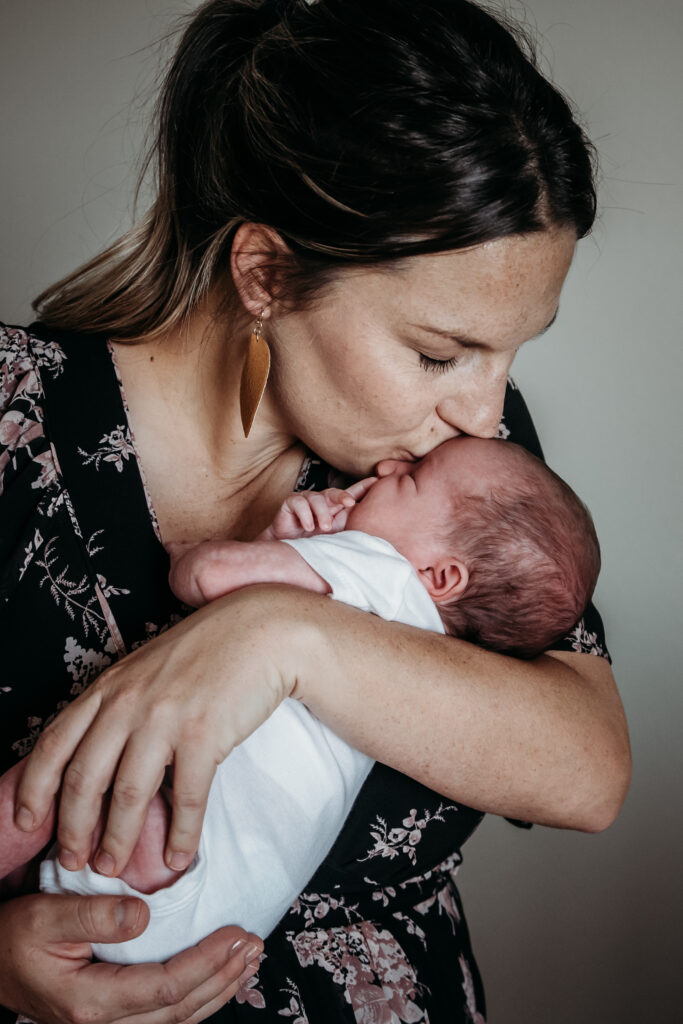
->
[346, 436, 505, 570]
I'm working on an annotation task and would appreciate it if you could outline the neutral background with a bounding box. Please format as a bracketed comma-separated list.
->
[1, 1, 681, 1020]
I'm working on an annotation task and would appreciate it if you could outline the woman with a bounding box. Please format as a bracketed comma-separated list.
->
[0, 0, 630, 1021]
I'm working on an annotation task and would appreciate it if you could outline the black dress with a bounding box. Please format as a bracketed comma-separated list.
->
[0, 323, 610, 1023]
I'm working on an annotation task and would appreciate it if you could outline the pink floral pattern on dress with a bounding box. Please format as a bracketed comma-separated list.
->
[289, 921, 428, 1024]
[359, 805, 459, 867]
[236, 973, 267, 1010]
[0, 326, 64, 498]
[459, 956, 486, 1024]
[278, 978, 310, 1022]
[78, 425, 135, 472]
[279, 851, 476, 1021]
[568, 620, 606, 657]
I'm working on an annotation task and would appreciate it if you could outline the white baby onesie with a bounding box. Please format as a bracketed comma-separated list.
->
[40, 531, 445, 963]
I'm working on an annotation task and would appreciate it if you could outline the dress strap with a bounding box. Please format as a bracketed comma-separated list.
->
[30, 323, 185, 654]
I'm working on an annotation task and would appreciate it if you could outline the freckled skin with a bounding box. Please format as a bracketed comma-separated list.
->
[261, 228, 576, 477]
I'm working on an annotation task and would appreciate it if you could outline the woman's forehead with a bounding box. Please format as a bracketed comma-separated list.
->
[371, 228, 576, 335]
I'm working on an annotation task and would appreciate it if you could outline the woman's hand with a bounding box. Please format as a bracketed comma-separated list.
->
[15, 587, 304, 878]
[0, 892, 262, 1024]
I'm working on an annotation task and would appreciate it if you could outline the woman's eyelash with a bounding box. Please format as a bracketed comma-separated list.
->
[419, 353, 460, 374]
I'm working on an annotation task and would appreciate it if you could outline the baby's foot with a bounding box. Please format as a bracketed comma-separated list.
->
[93, 791, 183, 895]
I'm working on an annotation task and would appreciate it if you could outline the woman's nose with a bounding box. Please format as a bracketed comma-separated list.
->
[437, 372, 508, 440]
[375, 459, 414, 478]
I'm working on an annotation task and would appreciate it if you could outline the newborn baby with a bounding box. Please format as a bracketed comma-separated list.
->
[1, 437, 599, 963]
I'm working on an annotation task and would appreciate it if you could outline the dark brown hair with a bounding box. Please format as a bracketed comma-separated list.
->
[34, 0, 597, 339]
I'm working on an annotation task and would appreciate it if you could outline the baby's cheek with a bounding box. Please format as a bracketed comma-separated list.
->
[345, 501, 378, 534]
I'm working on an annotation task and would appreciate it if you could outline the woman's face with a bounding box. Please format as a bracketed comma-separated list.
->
[265, 227, 577, 476]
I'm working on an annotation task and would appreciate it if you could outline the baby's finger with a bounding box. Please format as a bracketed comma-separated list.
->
[307, 492, 337, 531]
[165, 747, 218, 871]
[344, 476, 378, 500]
[285, 494, 316, 532]
[321, 487, 356, 508]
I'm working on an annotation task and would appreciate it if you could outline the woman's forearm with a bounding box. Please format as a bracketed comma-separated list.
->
[270, 587, 631, 832]
[14, 583, 629, 876]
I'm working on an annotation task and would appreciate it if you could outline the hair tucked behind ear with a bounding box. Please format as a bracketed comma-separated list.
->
[34, 0, 597, 340]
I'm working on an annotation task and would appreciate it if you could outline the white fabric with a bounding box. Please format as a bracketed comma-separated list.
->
[40, 530, 444, 963]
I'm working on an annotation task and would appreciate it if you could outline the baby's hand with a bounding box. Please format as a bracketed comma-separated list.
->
[260, 478, 377, 541]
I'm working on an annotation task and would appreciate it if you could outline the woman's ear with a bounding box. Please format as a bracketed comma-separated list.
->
[417, 557, 469, 603]
[230, 222, 293, 317]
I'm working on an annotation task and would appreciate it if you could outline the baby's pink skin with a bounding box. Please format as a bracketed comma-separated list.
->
[1, 758, 179, 897]
[168, 478, 377, 609]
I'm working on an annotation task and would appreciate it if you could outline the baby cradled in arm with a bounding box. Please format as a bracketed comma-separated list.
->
[0, 436, 600, 963]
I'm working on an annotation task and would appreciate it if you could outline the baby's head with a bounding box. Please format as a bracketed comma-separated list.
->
[346, 437, 600, 658]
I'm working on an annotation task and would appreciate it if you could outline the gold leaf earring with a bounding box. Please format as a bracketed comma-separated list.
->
[240, 312, 271, 438]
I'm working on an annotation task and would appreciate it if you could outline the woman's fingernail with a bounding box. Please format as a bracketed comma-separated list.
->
[16, 806, 34, 830]
[230, 938, 246, 952]
[243, 942, 262, 962]
[239, 963, 260, 983]
[60, 849, 79, 871]
[95, 850, 116, 875]
[168, 851, 190, 871]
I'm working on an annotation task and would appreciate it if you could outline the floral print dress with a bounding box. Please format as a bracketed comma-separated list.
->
[0, 322, 610, 1024]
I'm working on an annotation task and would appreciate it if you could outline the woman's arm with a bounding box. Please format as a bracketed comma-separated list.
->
[289, 590, 630, 833]
[15, 585, 630, 879]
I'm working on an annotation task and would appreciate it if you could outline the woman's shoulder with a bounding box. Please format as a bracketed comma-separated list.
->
[499, 377, 611, 662]
[0, 321, 65, 498]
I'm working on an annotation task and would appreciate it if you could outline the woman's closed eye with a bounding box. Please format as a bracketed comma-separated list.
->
[419, 353, 460, 374]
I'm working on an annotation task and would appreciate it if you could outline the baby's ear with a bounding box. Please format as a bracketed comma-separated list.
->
[418, 557, 469, 603]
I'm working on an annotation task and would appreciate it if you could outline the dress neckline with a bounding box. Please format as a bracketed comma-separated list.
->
[105, 339, 325, 546]
[107, 340, 164, 544]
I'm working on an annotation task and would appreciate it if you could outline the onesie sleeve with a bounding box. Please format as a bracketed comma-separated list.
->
[283, 531, 445, 634]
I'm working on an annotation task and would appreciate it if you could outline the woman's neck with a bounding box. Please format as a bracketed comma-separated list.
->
[119, 300, 296, 479]
[110, 299, 306, 543]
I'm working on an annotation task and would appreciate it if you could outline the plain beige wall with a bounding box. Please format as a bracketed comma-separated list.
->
[1, 1, 681, 1020]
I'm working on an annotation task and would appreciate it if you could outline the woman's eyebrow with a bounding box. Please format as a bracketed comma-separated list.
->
[407, 308, 560, 350]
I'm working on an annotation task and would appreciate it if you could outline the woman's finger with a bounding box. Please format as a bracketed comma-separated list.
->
[92, 732, 171, 876]
[181, 963, 261, 1024]
[164, 746, 218, 871]
[15, 686, 104, 832]
[83, 925, 260, 1021]
[112, 943, 262, 1024]
[56, 715, 149, 871]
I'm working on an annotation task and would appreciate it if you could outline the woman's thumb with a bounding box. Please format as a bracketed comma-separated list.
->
[49, 895, 150, 944]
